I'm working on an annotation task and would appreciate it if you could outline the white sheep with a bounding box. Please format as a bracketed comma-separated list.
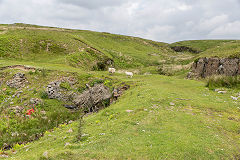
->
[125, 71, 133, 78]
[108, 68, 116, 74]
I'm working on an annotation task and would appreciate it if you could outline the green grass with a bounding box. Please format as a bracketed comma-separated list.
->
[206, 75, 240, 89]
[7, 74, 240, 160]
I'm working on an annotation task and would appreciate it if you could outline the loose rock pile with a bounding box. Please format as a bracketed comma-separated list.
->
[9, 106, 24, 114]
[30, 98, 42, 105]
[6, 73, 28, 88]
[46, 78, 77, 101]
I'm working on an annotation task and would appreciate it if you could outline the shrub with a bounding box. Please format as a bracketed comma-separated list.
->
[39, 91, 48, 99]
[206, 75, 240, 89]
[41, 68, 47, 77]
[77, 87, 86, 93]
[90, 79, 103, 87]
[29, 71, 34, 75]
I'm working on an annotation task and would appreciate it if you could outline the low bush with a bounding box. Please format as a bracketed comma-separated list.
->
[39, 91, 48, 99]
[206, 75, 240, 89]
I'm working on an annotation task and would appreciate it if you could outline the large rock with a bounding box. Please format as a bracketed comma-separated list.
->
[190, 57, 240, 78]
[6, 73, 28, 88]
[73, 84, 112, 112]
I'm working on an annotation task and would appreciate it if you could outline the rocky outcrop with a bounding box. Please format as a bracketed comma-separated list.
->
[6, 73, 28, 88]
[171, 46, 199, 53]
[73, 84, 112, 112]
[46, 78, 128, 112]
[188, 57, 240, 78]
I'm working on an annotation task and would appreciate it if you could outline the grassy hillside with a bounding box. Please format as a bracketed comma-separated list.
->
[7, 74, 240, 160]
[0, 23, 179, 71]
[0, 23, 240, 159]
[199, 40, 240, 58]
[171, 40, 240, 59]
[170, 40, 237, 52]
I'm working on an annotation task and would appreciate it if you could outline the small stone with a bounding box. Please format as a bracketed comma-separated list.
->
[99, 133, 105, 135]
[42, 151, 48, 158]
[231, 96, 238, 100]
[67, 128, 73, 133]
[64, 142, 70, 147]
[126, 110, 133, 113]
[218, 91, 227, 94]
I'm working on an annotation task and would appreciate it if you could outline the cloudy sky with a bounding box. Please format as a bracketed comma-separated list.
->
[0, 0, 240, 43]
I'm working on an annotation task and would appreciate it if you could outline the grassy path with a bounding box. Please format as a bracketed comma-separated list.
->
[8, 75, 240, 160]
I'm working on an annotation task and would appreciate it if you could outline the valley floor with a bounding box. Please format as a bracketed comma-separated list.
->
[7, 74, 240, 160]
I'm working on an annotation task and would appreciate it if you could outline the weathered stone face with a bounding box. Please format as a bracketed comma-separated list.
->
[190, 58, 240, 78]
[220, 58, 239, 76]
[192, 58, 207, 77]
[204, 58, 220, 77]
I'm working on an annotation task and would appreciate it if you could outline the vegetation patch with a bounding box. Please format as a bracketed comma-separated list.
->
[206, 75, 240, 89]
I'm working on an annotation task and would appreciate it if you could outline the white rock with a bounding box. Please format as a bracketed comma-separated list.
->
[67, 128, 73, 133]
[43, 151, 48, 158]
[231, 96, 238, 100]
[218, 91, 227, 94]
[126, 110, 133, 113]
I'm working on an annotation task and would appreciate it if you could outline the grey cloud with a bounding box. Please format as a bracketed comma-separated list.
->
[0, 0, 240, 42]
[57, 0, 129, 9]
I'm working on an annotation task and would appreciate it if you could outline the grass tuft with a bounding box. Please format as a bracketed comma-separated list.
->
[206, 75, 240, 89]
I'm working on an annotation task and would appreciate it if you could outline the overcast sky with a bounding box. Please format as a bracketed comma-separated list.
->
[0, 0, 240, 43]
